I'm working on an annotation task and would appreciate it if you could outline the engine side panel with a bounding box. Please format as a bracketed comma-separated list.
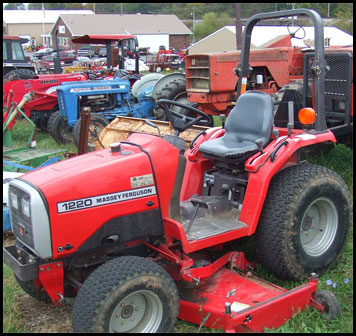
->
[20, 141, 163, 259]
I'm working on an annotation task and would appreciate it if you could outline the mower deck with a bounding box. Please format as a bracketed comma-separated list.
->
[177, 268, 318, 332]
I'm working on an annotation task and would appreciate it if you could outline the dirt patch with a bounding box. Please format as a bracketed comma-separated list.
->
[16, 294, 73, 333]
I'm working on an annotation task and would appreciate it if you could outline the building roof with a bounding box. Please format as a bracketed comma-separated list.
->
[3, 10, 94, 24]
[229, 25, 353, 47]
[189, 25, 353, 52]
[54, 14, 192, 36]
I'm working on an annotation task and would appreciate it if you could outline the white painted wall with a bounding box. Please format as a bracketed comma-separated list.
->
[136, 34, 169, 53]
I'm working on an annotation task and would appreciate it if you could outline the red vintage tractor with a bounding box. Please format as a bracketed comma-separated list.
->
[4, 9, 351, 333]
[3, 73, 87, 131]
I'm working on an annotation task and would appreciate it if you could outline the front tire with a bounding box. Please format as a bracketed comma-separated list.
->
[72, 256, 179, 333]
[254, 163, 351, 281]
[47, 110, 73, 144]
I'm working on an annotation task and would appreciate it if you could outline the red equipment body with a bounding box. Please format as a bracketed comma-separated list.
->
[17, 128, 331, 331]
[178, 269, 320, 333]
[3, 73, 86, 130]
[20, 134, 179, 260]
[20, 125, 336, 259]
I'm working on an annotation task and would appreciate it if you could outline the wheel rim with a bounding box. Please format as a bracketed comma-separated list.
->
[300, 197, 338, 257]
[109, 290, 163, 333]
[87, 122, 105, 148]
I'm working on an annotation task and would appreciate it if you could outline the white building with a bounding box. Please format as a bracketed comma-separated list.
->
[3, 10, 94, 46]
[187, 25, 353, 54]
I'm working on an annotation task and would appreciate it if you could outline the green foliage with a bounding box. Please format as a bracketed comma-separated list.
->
[331, 3, 353, 34]
[4, 3, 26, 10]
[18, 3, 352, 21]
[193, 12, 232, 41]
[305, 143, 353, 194]
[3, 264, 27, 332]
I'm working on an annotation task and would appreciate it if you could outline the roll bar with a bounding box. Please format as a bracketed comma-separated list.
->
[235, 9, 327, 131]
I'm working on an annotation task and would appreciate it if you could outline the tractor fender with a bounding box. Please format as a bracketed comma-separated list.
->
[240, 131, 337, 234]
[131, 73, 164, 99]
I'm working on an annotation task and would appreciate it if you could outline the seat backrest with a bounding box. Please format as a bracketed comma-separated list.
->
[224, 91, 274, 145]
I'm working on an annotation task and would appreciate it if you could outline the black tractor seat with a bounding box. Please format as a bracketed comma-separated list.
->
[199, 91, 274, 161]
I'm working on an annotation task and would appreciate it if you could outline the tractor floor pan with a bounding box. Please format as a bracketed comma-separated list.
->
[177, 268, 318, 332]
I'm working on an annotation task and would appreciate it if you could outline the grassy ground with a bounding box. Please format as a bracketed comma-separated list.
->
[3, 119, 353, 333]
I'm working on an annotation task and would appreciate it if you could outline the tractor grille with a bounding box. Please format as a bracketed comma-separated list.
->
[9, 185, 34, 249]
[303, 52, 352, 126]
[186, 56, 210, 92]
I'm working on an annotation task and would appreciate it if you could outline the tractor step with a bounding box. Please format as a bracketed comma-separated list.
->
[182, 207, 246, 241]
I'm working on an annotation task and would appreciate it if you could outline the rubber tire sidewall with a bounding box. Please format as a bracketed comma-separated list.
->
[315, 290, 341, 320]
[72, 113, 109, 151]
[3, 69, 36, 81]
[292, 176, 350, 274]
[153, 77, 187, 121]
[14, 275, 52, 304]
[254, 163, 351, 280]
[72, 256, 179, 333]
[47, 110, 73, 144]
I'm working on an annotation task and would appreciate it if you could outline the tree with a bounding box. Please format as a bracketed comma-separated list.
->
[4, 3, 26, 10]
[332, 3, 353, 34]
[193, 12, 232, 41]
[234, 3, 242, 49]
[28, 3, 43, 10]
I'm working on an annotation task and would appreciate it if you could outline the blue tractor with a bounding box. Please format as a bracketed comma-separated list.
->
[47, 72, 188, 149]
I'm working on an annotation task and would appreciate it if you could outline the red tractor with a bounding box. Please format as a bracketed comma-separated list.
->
[4, 9, 351, 333]
[3, 73, 87, 131]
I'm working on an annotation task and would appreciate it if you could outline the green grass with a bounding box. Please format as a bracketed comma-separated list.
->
[3, 120, 353, 333]
[3, 261, 28, 332]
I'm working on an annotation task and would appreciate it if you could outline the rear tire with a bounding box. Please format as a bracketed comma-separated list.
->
[3, 69, 36, 83]
[72, 256, 179, 333]
[254, 163, 351, 281]
[153, 77, 187, 121]
[72, 113, 109, 151]
[153, 77, 213, 126]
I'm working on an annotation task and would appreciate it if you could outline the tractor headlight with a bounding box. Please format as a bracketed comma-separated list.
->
[21, 198, 30, 217]
[9, 192, 18, 209]
[9, 179, 52, 259]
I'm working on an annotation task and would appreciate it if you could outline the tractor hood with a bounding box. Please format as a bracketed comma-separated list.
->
[18, 143, 153, 207]
[13, 133, 182, 259]
[17, 133, 180, 222]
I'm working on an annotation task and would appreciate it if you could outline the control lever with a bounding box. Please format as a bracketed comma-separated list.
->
[144, 119, 161, 137]
[220, 114, 226, 129]
[255, 138, 264, 153]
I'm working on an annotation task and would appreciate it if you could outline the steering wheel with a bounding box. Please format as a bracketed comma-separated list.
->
[287, 22, 306, 40]
[157, 99, 211, 134]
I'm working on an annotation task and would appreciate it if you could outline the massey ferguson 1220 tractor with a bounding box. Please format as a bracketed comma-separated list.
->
[4, 9, 351, 333]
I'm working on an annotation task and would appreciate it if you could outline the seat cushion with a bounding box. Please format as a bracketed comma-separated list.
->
[199, 136, 258, 159]
[199, 91, 273, 159]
